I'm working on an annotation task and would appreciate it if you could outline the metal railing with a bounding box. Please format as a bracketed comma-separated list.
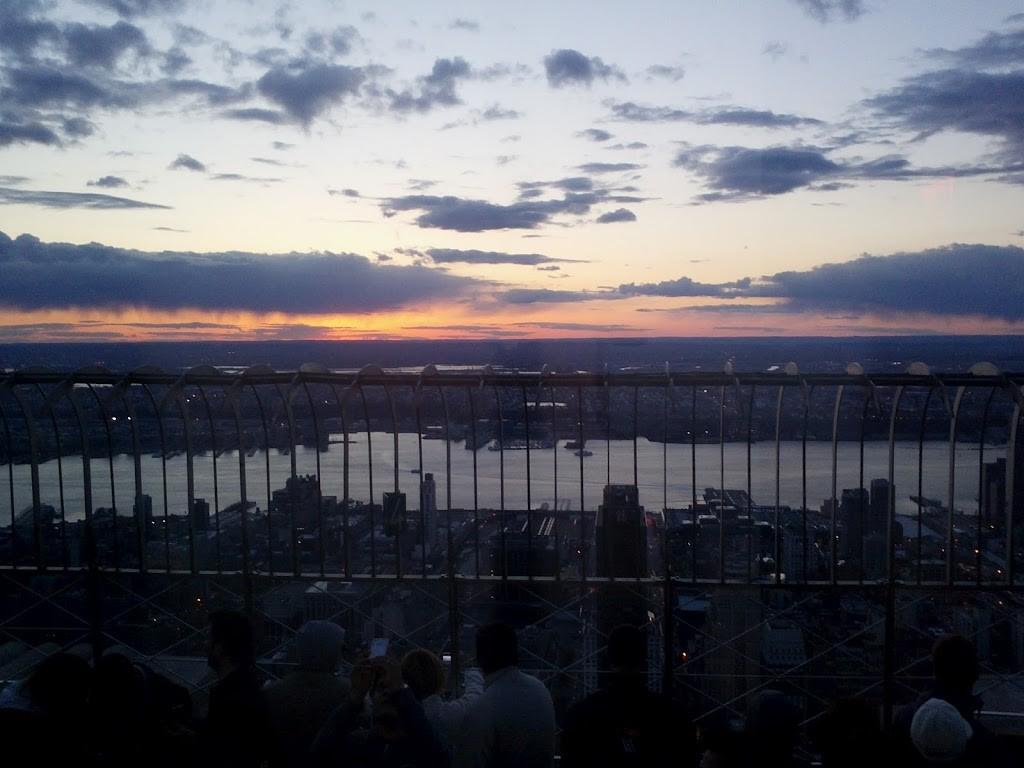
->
[2, 364, 1023, 731]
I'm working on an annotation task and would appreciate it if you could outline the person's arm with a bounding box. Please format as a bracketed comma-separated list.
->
[308, 661, 373, 768]
[395, 687, 449, 768]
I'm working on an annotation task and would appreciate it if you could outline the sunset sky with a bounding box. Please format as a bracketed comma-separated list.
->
[2, 0, 1023, 341]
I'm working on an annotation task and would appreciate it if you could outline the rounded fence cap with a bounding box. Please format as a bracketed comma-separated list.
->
[845, 362, 864, 376]
[969, 361, 1000, 376]
[906, 362, 931, 376]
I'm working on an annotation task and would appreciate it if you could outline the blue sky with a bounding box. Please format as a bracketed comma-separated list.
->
[1, 0, 1023, 341]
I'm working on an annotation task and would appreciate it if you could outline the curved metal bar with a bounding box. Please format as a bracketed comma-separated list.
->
[718, 384, 726, 584]
[633, 385, 639, 488]
[858, 386, 873, 584]
[415, 384, 426, 578]
[976, 387, 998, 584]
[34, 383, 68, 568]
[328, 382, 352, 580]
[915, 388, 936, 585]
[3, 383, 43, 568]
[195, 384, 222, 574]
[691, 385, 698, 582]
[468, 384, 480, 579]
[549, 376, 559, 580]
[85, 383, 119, 571]
[605, 365, 611, 487]
[800, 383, 813, 584]
[774, 385, 785, 585]
[381, 383, 400, 578]
[111, 378, 145, 573]
[576, 384, 585, 582]
[168, 382, 197, 574]
[247, 383, 273, 576]
[521, 383, 532, 580]
[494, 384, 507, 581]
[0, 400, 16, 567]
[138, 384, 170, 572]
[436, 383, 453, 572]
[274, 382, 300, 576]
[358, 385, 376, 578]
[225, 380, 253, 607]
[946, 386, 966, 585]
[746, 384, 756, 583]
[829, 385, 845, 584]
[301, 381, 327, 577]
[887, 386, 906, 584]
[1007, 393, 1022, 585]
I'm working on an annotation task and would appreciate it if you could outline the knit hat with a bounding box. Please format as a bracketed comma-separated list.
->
[296, 620, 346, 672]
[910, 697, 973, 763]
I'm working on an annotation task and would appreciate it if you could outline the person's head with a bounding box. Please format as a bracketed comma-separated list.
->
[745, 690, 800, 757]
[812, 697, 882, 767]
[22, 653, 92, 718]
[296, 620, 345, 673]
[607, 624, 646, 674]
[910, 697, 973, 763]
[207, 610, 254, 675]
[475, 623, 517, 676]
[931, 634, 978, 697]
[401, 649, 445, 701]
[92, 653, 146, 724]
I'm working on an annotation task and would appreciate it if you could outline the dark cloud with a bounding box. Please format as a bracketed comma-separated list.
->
[272, 141, 294, 150]
[382, 192, 606, 232]
[257, 63, 366, 123]
[220, 107, 289, 124]
[2, 66, 129, 109]
[577, 162, 642, 174]
[675, 145, 840, 200]
[866, 69, 1024, 161]
[792, 0, 866, 23]
[153, 226, 188, 232]
[0, 230, 478, 314]
[543, 49, 625, 87]
[596, 207, 637, 223]
[450, 18, 480, 32]
[328, 187, 360, 197]
[922, 29, 1024, 70]
[622, 244, 1024, 320]
[303, 26, 360, 57]
[511, 321, 640, 332]
[0, 176, 29, 185]
[537, 265, 560, 272]
[608, 100, 820, 128]
[62, 116, 95, 138]
[500, 288, 609, 304]
[644, 64, 685, 81]
[477, 62, 532, 82]
[162, 46, 191, 75]
[0, 187, 169, 209]
[762, 41, 788, 59]
[210, 173, 283, 183]
[250, 156, 285, 166]
[82, 0, 186, 18]
[480, 104, 521, 121]
[168, 153, 206, 171]
[63, 20, 150, 69]
[0, 120, 60, 147]
[88, 175, 128, 188]
[607, 141, 648, 151]
[578, 128, 613, 142]
[388, 57, 471, 112]
[426, 248, 574, 266]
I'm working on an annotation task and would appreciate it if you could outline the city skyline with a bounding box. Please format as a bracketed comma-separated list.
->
[2, 0, 1024, 341]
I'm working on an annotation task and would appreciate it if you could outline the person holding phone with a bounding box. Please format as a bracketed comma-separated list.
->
[401, 649, 484, 753]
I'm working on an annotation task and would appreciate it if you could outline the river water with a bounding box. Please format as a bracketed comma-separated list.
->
[1, 434, 1001, 522]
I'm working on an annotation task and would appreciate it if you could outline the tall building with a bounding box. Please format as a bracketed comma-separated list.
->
[596, 485, 647, 578]
[420, 473, 438, 552]
[839, 488, 869, 560]
[133, 494, 153, 529]
[981, 458, 1006, 531]
[193, 498, 210, 532]
[869, 478, 891, 529]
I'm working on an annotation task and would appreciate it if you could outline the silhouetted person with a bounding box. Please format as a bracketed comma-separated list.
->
[455, 623, 556, 768]
[266, 621, 351, 768]
[311, 656, 447, 768]
[743, 690, 806, 768]
[811, 697, 882, 768]
[0, 652, 92, 764]
[561, 624, 692, 768]
[893, 634, 1006, 767]
[402, 648, 483, 752]
[696, 710, 741, 768]
[202, 609, 277, 768]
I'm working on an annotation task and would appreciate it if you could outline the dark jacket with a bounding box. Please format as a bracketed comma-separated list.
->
[561, 675, 693, 768]
[311, 688, 448, 768]
[202, 665, 278, 768]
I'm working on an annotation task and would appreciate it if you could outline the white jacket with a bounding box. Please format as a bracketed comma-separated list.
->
[420, 667, 485, 750]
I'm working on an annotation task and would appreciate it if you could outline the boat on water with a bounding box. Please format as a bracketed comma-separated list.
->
[574, 449, 593, 457]
[564, 439, 584, 450]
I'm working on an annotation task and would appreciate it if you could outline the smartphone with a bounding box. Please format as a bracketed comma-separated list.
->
[442, 653, 452, 666]
[369, 638, 389, 659]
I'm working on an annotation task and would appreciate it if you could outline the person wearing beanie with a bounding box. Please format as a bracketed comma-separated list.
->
[910, 698, 972, 764]
[266, 621, 351, 767]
